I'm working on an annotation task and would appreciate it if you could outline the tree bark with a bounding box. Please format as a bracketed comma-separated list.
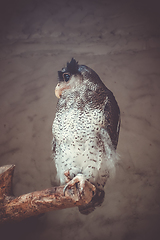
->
[0, 165, 95, 224]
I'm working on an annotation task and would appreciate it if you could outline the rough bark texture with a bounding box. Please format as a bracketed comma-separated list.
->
[0, 165, 15, 197]
[0, 165, 95, 224]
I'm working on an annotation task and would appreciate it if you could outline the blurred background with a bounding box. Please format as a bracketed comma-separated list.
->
[0, 0, 160, 239]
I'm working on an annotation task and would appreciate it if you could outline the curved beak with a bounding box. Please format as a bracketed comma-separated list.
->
[55, 83, 62, 98]
[55, 83, 71, 99]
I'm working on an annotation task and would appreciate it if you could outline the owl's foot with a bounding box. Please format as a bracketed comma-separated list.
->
[63, 174, 87, 197]
[78, 188, 105, 215]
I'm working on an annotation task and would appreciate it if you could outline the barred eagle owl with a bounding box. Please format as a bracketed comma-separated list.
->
[52, 58, 120, 214]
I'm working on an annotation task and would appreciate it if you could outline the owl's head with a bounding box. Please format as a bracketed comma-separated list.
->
[55, 58, 105, 99]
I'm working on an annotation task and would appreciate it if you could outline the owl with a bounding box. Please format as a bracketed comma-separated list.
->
[52, 58, 120, 214]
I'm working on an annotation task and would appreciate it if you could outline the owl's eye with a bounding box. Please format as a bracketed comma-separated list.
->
[63, 73, 70, 82]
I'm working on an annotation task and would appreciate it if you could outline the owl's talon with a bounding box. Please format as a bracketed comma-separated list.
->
[63, 184, 69, 196]
[63, 174, 86, 197]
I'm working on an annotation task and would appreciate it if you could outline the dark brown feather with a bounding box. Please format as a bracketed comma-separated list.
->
[104, 89, 121, 149]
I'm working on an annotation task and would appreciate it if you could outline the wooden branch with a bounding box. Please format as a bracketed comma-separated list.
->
[0, 165, 95, 224]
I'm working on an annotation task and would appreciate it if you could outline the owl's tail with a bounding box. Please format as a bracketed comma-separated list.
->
[78, 188, 105, 215]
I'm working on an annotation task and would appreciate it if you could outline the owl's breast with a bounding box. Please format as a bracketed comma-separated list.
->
[52, 107, 106, 183]
[52, 106, 104, 144]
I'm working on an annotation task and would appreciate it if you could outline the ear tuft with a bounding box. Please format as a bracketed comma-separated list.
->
[66, 58, 79, 74]
[58, 58, 79, 82]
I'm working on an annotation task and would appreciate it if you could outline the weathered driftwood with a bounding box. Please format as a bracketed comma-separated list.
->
[0, 165, 95, 224]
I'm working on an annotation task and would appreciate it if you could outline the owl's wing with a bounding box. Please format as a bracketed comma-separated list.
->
[103, 90, 120, 149]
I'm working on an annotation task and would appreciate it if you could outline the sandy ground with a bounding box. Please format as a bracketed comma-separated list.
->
[0, 0, 160, 239]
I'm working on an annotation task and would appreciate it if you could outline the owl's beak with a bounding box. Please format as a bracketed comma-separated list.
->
[55, 84, 61, 98]
[55, 83, 70, 98]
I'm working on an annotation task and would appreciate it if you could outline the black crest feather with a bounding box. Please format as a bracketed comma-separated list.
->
[58, 58, 79, 82]
[66, 58, 79, 74]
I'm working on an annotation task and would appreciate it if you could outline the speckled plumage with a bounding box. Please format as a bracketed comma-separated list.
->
[52, 58, 120, 214]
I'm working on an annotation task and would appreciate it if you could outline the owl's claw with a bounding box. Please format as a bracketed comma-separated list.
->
[63, 174, 86, 196]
